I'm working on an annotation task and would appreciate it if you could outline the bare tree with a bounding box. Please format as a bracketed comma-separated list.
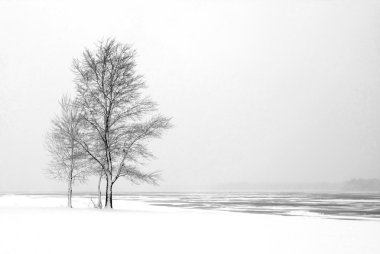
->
[46, 95, 87, 208]
[73, 38, 171, 208]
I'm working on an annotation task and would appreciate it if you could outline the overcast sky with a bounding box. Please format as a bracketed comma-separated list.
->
[1, 0, 380, 192]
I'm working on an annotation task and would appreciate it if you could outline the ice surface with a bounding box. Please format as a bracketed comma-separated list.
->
[0, 194, 379, 254]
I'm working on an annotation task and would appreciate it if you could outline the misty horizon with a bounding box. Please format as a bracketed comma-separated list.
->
[2, 178, 380, 194]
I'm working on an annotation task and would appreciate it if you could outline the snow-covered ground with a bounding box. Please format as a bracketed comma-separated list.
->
[0, 194, 379, 254]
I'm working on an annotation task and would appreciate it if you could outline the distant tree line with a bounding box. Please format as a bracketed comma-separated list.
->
[343, 179, 380, 192]
[46, 39, 172, 208]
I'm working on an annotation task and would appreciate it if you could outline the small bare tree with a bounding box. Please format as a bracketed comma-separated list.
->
[92, 171, 104, 209]
[73, 38, 171, 208]
[46, 95, 87, 208]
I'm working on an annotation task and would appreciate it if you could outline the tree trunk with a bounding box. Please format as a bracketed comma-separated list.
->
[110, 182, 113, 208]
[68, 140, 74, 208]
[97, 174, 103, 209]
[104, 175, 113, 209]
[67, 178, 73, 208]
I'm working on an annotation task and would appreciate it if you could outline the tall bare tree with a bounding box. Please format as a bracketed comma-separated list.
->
[73, 38, 171, 208]
[46, 95, 87, 208]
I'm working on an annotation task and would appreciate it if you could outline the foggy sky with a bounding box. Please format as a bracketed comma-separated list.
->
[1, 0, 380, 192]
